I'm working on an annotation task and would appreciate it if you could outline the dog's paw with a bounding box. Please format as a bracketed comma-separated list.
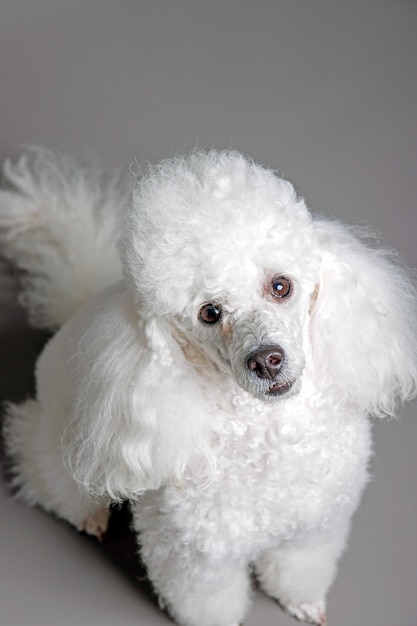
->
[281, 600, 327, 626]
[81, 507, 111, 541]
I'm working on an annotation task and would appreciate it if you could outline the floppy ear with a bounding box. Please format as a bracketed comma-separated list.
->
[310, 218, 417, 416]
[65, 304, 213, 501]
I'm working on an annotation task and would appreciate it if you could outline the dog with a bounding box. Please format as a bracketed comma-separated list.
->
[1, 147, 416, 626]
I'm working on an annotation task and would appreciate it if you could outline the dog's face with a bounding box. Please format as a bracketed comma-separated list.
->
[176, 257, 319, 403]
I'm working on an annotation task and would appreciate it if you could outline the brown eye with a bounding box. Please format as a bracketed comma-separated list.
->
[199, 303, 222, 324]
[271, 276, 292, 299]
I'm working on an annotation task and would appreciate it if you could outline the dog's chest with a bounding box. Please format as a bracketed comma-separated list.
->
[156, 395, 371, 560]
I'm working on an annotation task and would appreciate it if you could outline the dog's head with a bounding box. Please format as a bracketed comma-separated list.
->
[120, 150, 417, 414]
[120, 150, 320, 403]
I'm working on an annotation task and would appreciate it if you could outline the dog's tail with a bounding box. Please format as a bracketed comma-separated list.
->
[0, 146, 126, 330]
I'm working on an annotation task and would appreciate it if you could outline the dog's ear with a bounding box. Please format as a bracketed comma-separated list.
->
[66, 309, 214, 501]
[310, 219, 417, 416]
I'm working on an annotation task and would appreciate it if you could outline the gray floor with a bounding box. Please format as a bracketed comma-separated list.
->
[1, 2, 416, 625]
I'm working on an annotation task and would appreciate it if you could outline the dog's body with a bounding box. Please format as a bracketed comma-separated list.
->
[1, 148, 416, 626]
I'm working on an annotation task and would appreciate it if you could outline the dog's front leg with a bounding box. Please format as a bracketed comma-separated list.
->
[131, 501, 251, 626]
[254, 524, 349, 626]
[143, 550, 250, 626]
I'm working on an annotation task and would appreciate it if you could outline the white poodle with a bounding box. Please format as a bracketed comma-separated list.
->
[1, 147, 416, 626]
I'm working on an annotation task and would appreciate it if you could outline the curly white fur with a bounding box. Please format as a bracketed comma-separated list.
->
[1, 147, 416, 626]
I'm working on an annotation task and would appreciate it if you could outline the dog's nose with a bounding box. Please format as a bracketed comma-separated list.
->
[246, 346, 285, 380]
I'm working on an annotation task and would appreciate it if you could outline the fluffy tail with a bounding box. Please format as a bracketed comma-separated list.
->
[0, 147, 126, 330]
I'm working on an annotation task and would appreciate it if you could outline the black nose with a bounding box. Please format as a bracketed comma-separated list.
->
[246, 346, 285, 380]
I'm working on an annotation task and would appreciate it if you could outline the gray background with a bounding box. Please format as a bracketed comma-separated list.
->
[0, 1, 416, 625]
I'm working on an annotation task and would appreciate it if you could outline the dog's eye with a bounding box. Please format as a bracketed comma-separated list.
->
[271, 276, 292, 299]
[199, 303, 222, 324]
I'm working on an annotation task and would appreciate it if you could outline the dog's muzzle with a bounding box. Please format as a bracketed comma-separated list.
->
[246, 345, 294, 396]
